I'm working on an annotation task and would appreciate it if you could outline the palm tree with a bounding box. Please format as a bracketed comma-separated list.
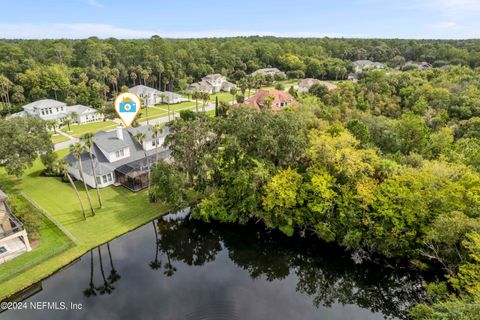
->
[149, 220, 162, 270]
[70, 112, 78, 124]
[106, 242, 120, 284]
[83, 250, 97, 297]
[192, 90, 200, 112]
[201, 92, 210, 112]
[63, 118, 72, 132]
[149, 124, 163, 163]
[57, 159, 86, 220]
[81, 132, 103, 209]
[163, 251, 177, 277]
[70, 142, 96, 216]
[230, 87, 237, 105]
[96, 247, 114, 295]
[133, 132, 149, 188]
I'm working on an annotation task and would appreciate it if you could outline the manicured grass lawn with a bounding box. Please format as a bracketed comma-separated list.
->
[0, 149, 169, 299]
[50, 133, 70, 144]
[61, 120, 118, 138]
[261, 79, 300, 90]
[210, 92, 234, 103]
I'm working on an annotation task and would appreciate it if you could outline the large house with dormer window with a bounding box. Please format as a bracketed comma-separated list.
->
[8, 99, 103, 124]
[187, 74, 236, 94]
[65, 125, 170, 191]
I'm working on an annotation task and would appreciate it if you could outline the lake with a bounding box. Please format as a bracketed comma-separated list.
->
[0, 218, 427, 320]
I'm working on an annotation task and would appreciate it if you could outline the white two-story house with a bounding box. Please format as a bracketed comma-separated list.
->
[8, 99, 103, 124]
[187, 74, 236, 94]
[65, 125, 170, 192]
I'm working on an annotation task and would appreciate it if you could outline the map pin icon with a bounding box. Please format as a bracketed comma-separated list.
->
[114, 93, 142, 128]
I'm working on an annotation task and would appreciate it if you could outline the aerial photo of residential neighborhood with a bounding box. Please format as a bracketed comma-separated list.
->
[0, 1, 479, 319]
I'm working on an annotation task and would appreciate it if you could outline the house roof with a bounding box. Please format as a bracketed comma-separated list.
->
[202, 74, 225, 82]
[161, 91, 182, 100]
[299, 78, 337, 91]
[65, 125, 170, 176]
[252, 68, 281, 76]
[188, 80, 213, 92]
[221, 81, 236, 90]
[66, 104, 98, 115]
[128, 125, 169, 141]
[353, 60, 384, 68]
[129, 85, 161, 96]
[23, 99, 66, 112]
[245, 89, 295, 111]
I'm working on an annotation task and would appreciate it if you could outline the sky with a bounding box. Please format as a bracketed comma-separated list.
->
[0, 0, 479, 39]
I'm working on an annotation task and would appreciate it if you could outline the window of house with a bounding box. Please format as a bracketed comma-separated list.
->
[102, 175, 108, 183]
[0, 247, 7, 254]
[152, 140, 156, 146]
[107, 173, 113, 182]
[96, 176, 101, 184]
[115, 149, 124, 158]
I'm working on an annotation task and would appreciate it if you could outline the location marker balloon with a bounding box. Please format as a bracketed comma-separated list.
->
[114, 93, 142, 128]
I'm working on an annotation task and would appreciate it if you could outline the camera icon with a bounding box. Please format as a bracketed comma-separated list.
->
[119, 97, 137, 113]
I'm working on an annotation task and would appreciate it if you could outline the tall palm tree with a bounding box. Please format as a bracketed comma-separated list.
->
[70, 142, 96, 216]
[83, 250, 97, 297]
[149, 220, 162, 270]
[63, 118, 72, 132]
[96, 246, 114, 295]
[81, 132, 103, 209]
[201, 92, 210, 112]
[133, 132, 149, 188]
[149, 124, 163, 163]
[57, 159, 86, 220]
[192, 90, 200, 112]
[106, 242, 120, 284]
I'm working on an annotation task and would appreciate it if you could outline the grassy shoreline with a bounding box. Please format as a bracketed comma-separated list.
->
[0, 150, 169, 300]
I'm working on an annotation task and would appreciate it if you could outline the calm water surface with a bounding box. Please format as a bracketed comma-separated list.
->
[0, 219, 426, 320]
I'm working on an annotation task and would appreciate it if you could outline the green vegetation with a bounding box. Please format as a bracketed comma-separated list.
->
[151, 65, 480, 319]
[61, 120, 117, 138]
[0, 149, 168, 299]
[50, 133, 69, 144]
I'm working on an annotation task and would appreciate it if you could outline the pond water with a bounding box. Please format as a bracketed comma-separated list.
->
[1, 218, 427, 320]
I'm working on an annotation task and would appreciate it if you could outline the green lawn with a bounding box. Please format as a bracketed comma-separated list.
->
[50, 133, 70, 144]
[261, 79, 300, 90]
[0, 149, 169, 299]
[61, 120, 118, 138]
[210, 92, 235, 104]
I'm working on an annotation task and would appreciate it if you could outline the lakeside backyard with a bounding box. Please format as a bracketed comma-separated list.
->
[0, 149, 169, 300]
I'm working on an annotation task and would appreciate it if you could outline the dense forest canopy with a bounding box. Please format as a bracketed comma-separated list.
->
[2, 36, 480, 114]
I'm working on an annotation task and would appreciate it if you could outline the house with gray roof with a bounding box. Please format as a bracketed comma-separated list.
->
[252, 68, 283, 76]
[8, 99, 103, 124]
[129, 85, 186, 105]
[0, 189, 31, 265]
[187, 74, 235, 94]
[352, 60, 385, 73]
[298, 78, 337, 92]
[65, 125, 170, 191]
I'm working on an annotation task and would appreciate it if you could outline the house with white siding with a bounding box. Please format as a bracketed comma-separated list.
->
[65, 125, 170, 191]
[8, 99, 103, 124]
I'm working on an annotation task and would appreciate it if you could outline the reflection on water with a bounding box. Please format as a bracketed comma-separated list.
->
[1, 219, 427, 320]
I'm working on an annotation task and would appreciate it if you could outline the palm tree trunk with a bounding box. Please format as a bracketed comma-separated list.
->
[89, 151, 103, 209]
[67, 173, 86, 220]
[155, 137, 159, 163]
[78, 158, 96, 216]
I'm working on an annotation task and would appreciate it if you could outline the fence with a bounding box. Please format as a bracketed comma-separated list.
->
[0, 192, 77, 285]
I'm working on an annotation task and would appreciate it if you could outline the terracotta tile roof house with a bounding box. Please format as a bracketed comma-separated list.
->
[298, 78, 337, 92]
[244, 89, 296, 111]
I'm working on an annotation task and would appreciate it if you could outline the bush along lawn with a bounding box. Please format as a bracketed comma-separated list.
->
[0, 151, 169, 300]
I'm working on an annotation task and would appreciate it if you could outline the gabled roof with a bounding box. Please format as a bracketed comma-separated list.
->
[22, 99, 66, 111]
[161, 91, 182, 100]
[252, 68, 281, 75]
[188, 80, 213, 92]
[66, 104, 98, 115]
[299, 78, 337, 91]
[128, 125, 169, 141]
[202, 74, 225, 82]
[129, 85, 161, 96]
[65, 125, 170, 176]
[245, 89, 295, 111]
[221, 81, 236, 90]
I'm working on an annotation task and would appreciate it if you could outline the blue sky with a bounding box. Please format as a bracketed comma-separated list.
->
[0, 0, 479, 39]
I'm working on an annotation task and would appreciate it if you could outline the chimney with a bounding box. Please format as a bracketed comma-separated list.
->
[116, 126, 124, 141]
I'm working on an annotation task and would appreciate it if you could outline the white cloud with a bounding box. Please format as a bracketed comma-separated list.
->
[87, 0, 104, 8]
[0, 23, 354, 39]
[428, 21, 457, 29]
